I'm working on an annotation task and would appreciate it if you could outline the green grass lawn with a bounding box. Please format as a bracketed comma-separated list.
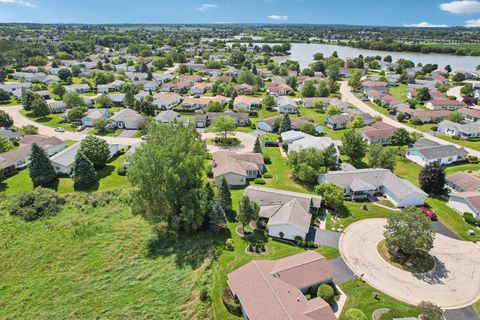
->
[0, 97, 21, 107]
[340, 278, 420, 320]
[0, 203, 214, 319]
[445, 163, 480, 175]
[0, 154, 130, 195]
[365, 101, 389, 115]
[473, 299, 480, 318]
[87, 128, 123, 137]
[326, 202, 397, 231]
[21, 109, 75, 132]
[393, 155, 422, 186]
[438, 134, 480, 152]
[407, 121, 438, 132]
[390, 83, 408, 101]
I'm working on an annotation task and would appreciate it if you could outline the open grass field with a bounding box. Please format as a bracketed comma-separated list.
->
[21, 109, 76, 132]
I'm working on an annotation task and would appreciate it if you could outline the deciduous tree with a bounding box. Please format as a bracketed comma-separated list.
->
[419, 161, 445, 194]
[79, 136, 110, 168]
[341, 130, 367, 166]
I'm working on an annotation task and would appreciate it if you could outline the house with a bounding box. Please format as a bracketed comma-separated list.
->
[266, 83, 292, 96]
[319, 168, 427, 207]
[301, 97, 331, 108]
[110, 108, 145, 130]
[366, 90, 383, 102]
[0, 82, 32, 94]
[36, 90, 51, 100]
[258, 116, 281, 132]
[406, 138, 469, 167]
[474, 84, 480, 99]
[380, 95, 403, 108]
[108, 93, 125, 106]
[459, 108, 480, 122]
[97, 80, 125, 93]
[325, 114, 349, 130]
[155, 110, 189, 125]
[82, 108, 110, 127]
[227, 251, 336, 320]
[191, 83, 212, 95]
[244, 186, 322, 240]
[123, 142, 142, 169]
[448, 192, 480, 219]
[397, 106, 449, 123]
[50, 142, 120, 174]
[0, 129, 22, 142]
[65, 84, 91, 94]
[343, 108, 375, 126]
[276, 96, 298, 114]
[438, 120, 480, 139]
[281, 131, 341, 158]
[152, 93, 182, 110]
[425, 100, 466, 111]
[0, 136, 64, 176]
[362, 81, 388, 95]
[257, 67, 272, 78]
[233, 95, 262, 111]
[212, 151, 264, 186]
[181, 97, 210, 110]
[446, 171, 480, 192]
[48, 100, 67, 114]
[235, 83, 254, 95]
[179, 75, 202, 85]
[360, 122, 397, 145]
[142, 81, 158, 92]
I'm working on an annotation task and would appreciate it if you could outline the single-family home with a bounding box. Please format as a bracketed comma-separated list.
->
[108, 93, 126, 106]
[459, 108, 480, 123]
[360, 122, 397, 145]
[212, 151, 264, 186]
[425, 99, 466, 111]
[227, 251, 336, 320]
[448, 192, 480, 219]
[48, 100, 67, 114]
[276, 96, 298, 114]
[319, 168, 427, 207]
[0, 129, 22, 142]
[362, 81, 388, 95]
[110, 108, 145, 130]
[438, 120, 480, 139]
[153, 93, 182, 110]
[155, 110, 189, 125]
[233, 95, 262, 111]
[281, 131, 341, 158]
[81, 108, 110, 127]
[266, 83, 292, 96]
[235, 83, 255, 95]
[142, 81, 158, 92]
[179, 75, 202, 85]
[181, 97, 210, 110]
[325, 114, 349, 130]
[446, 171, 480, 193]
[65, 84, 91, 94]
[191, 83, 213, 95]
[406, 138, 469, 167]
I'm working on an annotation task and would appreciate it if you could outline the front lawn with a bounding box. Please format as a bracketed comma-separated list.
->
[87, 128, 123, 137]
[437, 134, 480, 152]
[340, 278, 420, 320]
[445, 163, 480, 175]
[0, 97, 21, 107]
[21, 109, 75, 132]
[326, 202, 397, 231]
[393, 155, 421, 186]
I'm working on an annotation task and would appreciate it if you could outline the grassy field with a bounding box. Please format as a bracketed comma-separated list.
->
[87, 128, 124, 137]
[445, 163, 480, 175]
[390, 84, 408, 101]
[0, 154, 130, 194]
[438, 134, 480, 152]
[474, 299, 480, 317]
[393, 155, 422, 186]
[326, 202, 397, 231]
[365, 101, 389, 115]
[0, 203, 214, 319]
[340, 278, 420, 319]
[21, 109, 75, 132]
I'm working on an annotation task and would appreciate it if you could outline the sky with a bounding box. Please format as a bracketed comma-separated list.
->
[1, 0, 480, 27]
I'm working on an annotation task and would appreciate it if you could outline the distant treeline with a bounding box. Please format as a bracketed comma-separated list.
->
[345, 40, 480, 56]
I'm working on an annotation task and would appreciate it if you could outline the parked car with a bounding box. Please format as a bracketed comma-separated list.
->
[77, 125, 86, 132]
[54, 127, 65, 133]
[264, 140, 279, 147]
[420, 206, 437, 221]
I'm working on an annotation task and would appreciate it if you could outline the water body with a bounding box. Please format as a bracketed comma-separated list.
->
[268, 43, 480, 72]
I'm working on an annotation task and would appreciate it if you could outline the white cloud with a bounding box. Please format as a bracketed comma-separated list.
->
[197, 4, 217, 11]
[404, 22, 448, 28]
[465, 18, 480, 26]
[440, 1, 480, 14]
[0, 0, 34, 7]
[268, 15, 288, 21]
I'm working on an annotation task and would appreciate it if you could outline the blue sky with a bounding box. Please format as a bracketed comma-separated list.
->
[1, 0, 480, 27]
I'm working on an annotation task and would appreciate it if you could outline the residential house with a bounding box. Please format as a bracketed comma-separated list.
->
[195, 110, 249, 128]
[281, 131, 340, 158]
[448, 192, 480, 219]
[406, 138, 469, 167]
[425, 99, 466, 111]
[155, 110, 189, 125]
[142, 81, 158, 92]
[179, 75, 202, 85]
[108, 93, 125, 106]
[319, 168, 427, 207]
[276, 96, 298, 114]
[325, 114, 349, 130]
[360, 122, 397, 145]
[257, 68, 272, 78]
[82, 108, 110, 127]
[181, 97, 210, 110]
[397, 106, 449, 123]
[153, 93, 182, 110]
[0, 82, 31, 94]
[362, 81, 388, 95]
[0, 129, 23, 142]
[244, 186, 322, 241]
[233, 95, 262, 111]
[301, 97, 331, 108]
[191, 83, 212, 95]
[110, 108, 145, 130]
[446, 171, 480, 192]
[438, 120, 480, 139]
[48, 100, 67, 114]
[459, 108, 480, 122]
[266, 83, 292, 96]
[65, 84, 91, 94]
[212, 151, 264, 186]
[235, 83, 254, 95]
[97, 80, 125, 93]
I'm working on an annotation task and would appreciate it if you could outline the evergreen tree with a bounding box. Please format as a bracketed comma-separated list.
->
[201, 181, 215, 226]
[217, 176, 232, 213]
[278, 113, 292, 133]
[238, 196, 260, 228]
[253, 136, 262, 153]
[72, 152, 98, 188]
[123, 90, 135, 107]
[29, 143, 57, 186]
[209, 202, 227, 232]
[419, 161, 445, 195]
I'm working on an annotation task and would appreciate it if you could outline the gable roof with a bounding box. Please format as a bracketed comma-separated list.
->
[212, 151, 264, 178]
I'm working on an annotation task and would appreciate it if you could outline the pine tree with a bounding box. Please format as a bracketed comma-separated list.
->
[209, 202, 227, 232]
[29, 143, 57, 186]
[253, 136, 262, 153]
[201, 181, 215, 226]
[238, 196, 260, 228]
[217, 176, 232, 213]
[278, 113, 292, 133]
[72, 152, 98, 188]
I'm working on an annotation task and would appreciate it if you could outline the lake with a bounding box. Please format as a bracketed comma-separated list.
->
[267, 43, 480, 72]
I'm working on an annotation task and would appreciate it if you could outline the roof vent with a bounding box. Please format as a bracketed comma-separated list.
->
[297, 298, 300, 302]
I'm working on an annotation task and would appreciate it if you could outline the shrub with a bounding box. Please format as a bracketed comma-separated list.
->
[200, 286, 209, 302]
[263, 153, 271, 164]
[8, 188, 65, 221]
[263, 172, 273, 179]
[279, 231, 284, 238]
[343, 308, 368, 320]
[254, 178, 266, 185]
[225, 238, 235, 251]
[467, 155, 479, 164]
[117, 166, 127, 176]
[464, 212, 478, 226]
[222, 288, 242, 316]
[306, 240, 314, 247]
[294, 236, 303, 242]
[21, 124, 38, 134]
[250, 122, 256, 129]
[317, 284, 335, 304]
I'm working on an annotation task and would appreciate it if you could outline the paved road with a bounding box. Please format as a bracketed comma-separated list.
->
[444, 307, 479, 320]
[340, 218, 480, 309]
[340, 81, 480, 158]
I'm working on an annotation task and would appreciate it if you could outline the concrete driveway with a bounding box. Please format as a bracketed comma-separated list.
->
[339, 218, 480, 309]
[306, 227, 341, 248]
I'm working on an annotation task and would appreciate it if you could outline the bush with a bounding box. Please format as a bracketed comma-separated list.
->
[225, 238, 235, 251]
[21, 124, 38, 134]
[200, 286, 209, 302]
[254, 178, 266, 185]
[306, 240, 314, 248]
[263, 172, 273, 179]
[117, 166, 127, 176]
[343, 308, 368, 320]
[250, 122, 256, 129]
[294, 236, 303, 242]
[8, 188, 65, 221]
[464, 212, 478, 226]
[317, 284, 335, 304]
[467, 155, 479, 164]
[222, 288, 242, 316]
[263, 153, 271, 164]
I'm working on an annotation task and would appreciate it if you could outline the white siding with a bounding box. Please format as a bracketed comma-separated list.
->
[268, 224, 307, 241]
[215, 172, 246, 187]
[258, 122, 273, 132]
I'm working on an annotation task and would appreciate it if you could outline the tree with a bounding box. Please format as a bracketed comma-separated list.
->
[397, 112, 406, 122]
[79, 136, 110, 168]
[52, 83, 65, 98]
[67, 107, 86, 124]
[418, 301, 443, 320]
[253, 136, 262, 153]
[317, 284, 334, 305]
[315, 183, 344, 209]
[63, 91, 86, 109]
[22, 90, 37, 111]
[123, 90, 134, 107]
[452, 72, 465, 83]
[367, 145, 396, 170]
[343, 308, 368, 320]
[301, 80, 316, 97]
[205, 101, 223, 112]
[237, 195, 259, 228]
[217, 176, 232, 213]
[0, 109, 13, 128]
[93, 117, 112, 133]
[58, 68, 72, 82]
[348, 69, 362, 91]
[300, 122, 317, 136]
[415, 87, 431, 102]
[348, 115, 364, 129]
[263, 95, 275, 108]
[0, 89, 10, 103]
[0, 135, 13, 153]
[323, 144, 338, 170]
[419, 161, 445, 194]
[31, 96, 50, 118]
[288, 148, 324, 185]
[210, 115, 237, 140]
[29, 143, 57, 186]
[128, 122, 208, 233]
[326, 105, 342, 116]
[21, 124, 38, 135]
[278, 113, 292, 133]
[96, 93, 112, 108]
[209, 202, 227, 232]
[445, 111, 465, 124]
[72, 152, 98, 188]
[461, 83, 474, 98]
[384, 206, 435, 257]
[342, 130, 367, 166]
[389, 128, 412, 146]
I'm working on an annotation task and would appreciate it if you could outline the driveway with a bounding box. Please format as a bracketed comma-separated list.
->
[306, 227, 341, 248]
[340, 82, 480, 158]
[117, 129, 138, 138]
[444, 307, 479, 320]
[339, 218, 480, 309]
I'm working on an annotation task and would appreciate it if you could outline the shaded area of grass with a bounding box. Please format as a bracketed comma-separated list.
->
[377, 240, 434, 274]
[340, 278, 420, 320]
